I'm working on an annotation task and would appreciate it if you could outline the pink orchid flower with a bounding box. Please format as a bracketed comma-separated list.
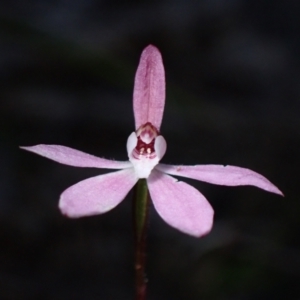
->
[21, 45, 283, 237]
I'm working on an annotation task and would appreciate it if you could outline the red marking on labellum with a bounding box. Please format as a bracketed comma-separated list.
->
[134, 122, 159, 159]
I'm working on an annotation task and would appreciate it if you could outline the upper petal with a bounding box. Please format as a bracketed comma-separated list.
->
[59, 168, 138, 217]
[133, 45, 165, 131]
[147, 169, 214, 237]
[20, 145, 132, 169]
[156, 164, 283, 196]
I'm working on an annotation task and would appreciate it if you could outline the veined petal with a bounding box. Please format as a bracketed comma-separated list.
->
[156, 164, 283, 196]
[21, 145, 132, 169]
[133, 45, 165, 131]
[59, 168, 138, 217]
[147, 169, 214, 237]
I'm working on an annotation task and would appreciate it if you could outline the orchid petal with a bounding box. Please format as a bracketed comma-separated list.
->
[133, 45, 165, 131]
[21, 145, 132, 169]
[147, 169, 214, 237]
[154, 135, 167, 160]
[156, 164, 283, 196]
[59, 168, 138, 217]
[126, 132, 138, 158]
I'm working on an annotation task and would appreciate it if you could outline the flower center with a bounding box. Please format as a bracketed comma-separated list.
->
[126, 122, 166, 178]
[133, 122, 159, 159]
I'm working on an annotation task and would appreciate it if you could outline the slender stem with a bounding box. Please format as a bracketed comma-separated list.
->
[133, 179, 150, 300]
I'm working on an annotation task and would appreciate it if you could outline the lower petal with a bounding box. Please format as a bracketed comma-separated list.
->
[147, 169, 214, 237]
[59, 168, 138, 217]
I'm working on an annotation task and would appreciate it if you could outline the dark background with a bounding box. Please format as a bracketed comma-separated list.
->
[0, 1, 298, 299]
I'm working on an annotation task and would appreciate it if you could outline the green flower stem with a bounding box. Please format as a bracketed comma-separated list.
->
[133, 179, 150, 300]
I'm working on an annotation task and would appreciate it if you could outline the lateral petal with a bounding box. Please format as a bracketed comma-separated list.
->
[156, 164, 283, 196]
[59, 168, 138, 217]
[133, 45, 165, 131]
[147, 170, 214, 237]
[21, 145, 132, 169]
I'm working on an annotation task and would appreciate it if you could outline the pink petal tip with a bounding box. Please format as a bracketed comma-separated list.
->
[148, 170, 214, 237]
[59, 169, 138, 218]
